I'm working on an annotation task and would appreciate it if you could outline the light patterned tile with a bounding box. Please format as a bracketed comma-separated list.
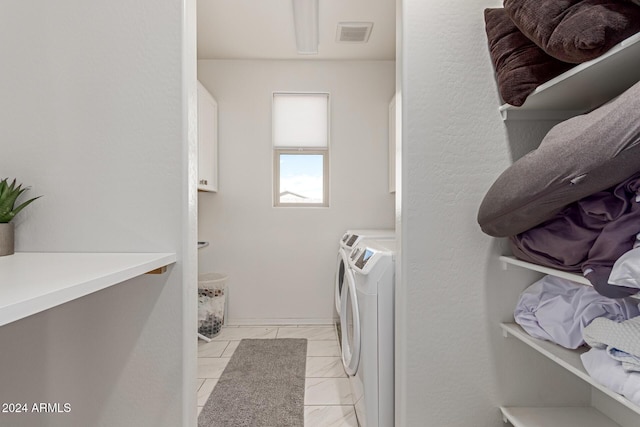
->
[197, 378, 219, 406]
[304, 406, 358, 427]
[197, 324, 356, 426]
[222, 340, 240, 357]
[277, 327, 337, 340]
[304, 378, 353, 405]
[307, 340, 341, 357]
[198, 340, 230, 357]
[240, 324, 297, 328]
[213, 327, 277, 340]
[306, 357, 347, 378]
[197, 357, 230, 378]
[354, 396, 365, 427]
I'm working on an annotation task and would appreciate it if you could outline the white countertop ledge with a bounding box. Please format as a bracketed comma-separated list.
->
[0, 252, 177, 327]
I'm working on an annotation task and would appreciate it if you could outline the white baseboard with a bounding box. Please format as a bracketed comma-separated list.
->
[226, 317, 337, 326]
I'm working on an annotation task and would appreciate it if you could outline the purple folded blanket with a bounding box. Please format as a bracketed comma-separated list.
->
[510, 173, 640, 298]
[484, 8, 574, 106]
[503, 0, 640, 63]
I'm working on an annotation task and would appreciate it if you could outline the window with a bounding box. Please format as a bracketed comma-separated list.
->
[273, 93, 329, 207]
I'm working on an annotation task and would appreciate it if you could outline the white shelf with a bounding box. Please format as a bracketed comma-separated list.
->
[0, 252, 177, 327]
[499, 255, 640, 300]
[499, 32, 640, 121]
[500, 406, 620, 427]
[501, 323, 640, 416]
[499, 255, 588, 285]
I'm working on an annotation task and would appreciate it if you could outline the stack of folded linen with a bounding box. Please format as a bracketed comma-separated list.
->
[477, 80, 640, 298]
[509, 172, 640, 298]
[484, 0, 640, 106]
[512, 274, 640, 404]
[582, 315, 640, 405]
[581, 348, 640, 405]
[584, 316, 640, 372]
[514, 275, 640, 349]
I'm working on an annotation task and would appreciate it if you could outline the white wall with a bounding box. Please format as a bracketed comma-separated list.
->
[0, 1, 197, 426]
[396, 1, 590, 425]
[197, 60, 395, 324]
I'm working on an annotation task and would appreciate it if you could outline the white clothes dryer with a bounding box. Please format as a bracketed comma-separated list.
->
[341, 239, 395, 427]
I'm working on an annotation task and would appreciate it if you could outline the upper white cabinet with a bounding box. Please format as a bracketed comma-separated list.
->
[198, 81, 218, 192]
[388, 94, 396, 193]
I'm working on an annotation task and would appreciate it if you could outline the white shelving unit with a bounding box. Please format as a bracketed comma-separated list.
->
[0, 252, 176, 327]
[500, 255, 589, 285]
[500, 255, 640, 300]
[500, 406, 621, 427]
[494, 27, 640, 427]
[501, 323, 640, 416]
[499, 33, 640, 121]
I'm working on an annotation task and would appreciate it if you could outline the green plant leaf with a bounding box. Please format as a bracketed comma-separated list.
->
[0, 191, 22, 219]
[7, 196, 41, 221]
[0, 179, 12, 201]
[0, 178, 40, 223]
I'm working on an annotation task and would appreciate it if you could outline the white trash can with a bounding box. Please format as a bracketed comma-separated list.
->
[198, 272, 228, 340]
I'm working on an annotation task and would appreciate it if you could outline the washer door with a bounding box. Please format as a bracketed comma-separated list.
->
[340, 268, 361, 376]
[335, 249, 349, 314]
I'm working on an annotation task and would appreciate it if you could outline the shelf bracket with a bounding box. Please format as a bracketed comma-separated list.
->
[500, 108, 582, 121]
[146, 266, 168, 275]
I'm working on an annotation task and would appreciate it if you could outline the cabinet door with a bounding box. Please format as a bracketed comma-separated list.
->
[197, 81, 218, 192]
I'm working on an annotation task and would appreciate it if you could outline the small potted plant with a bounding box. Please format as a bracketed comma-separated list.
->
[0, 178, 40, 256]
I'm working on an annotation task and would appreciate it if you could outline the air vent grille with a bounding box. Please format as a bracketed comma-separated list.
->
[336, 22, 373, 43]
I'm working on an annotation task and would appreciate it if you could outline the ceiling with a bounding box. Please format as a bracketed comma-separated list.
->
[197, 0, 396, 60]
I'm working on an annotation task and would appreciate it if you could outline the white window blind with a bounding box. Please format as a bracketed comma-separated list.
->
[273, 93, 329, 148]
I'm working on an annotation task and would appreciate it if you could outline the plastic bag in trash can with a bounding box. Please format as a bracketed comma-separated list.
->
[198, 273, 227, 339]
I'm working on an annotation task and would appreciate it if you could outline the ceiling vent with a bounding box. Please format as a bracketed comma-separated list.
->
[336, 22, 373, 43]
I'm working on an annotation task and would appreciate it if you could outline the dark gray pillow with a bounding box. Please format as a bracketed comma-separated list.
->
[484, 8, 574, 107]
[503, 0, 640, 64]
[478, 80, 640, 237]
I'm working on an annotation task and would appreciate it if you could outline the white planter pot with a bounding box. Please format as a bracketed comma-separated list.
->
[0, 223, 15, 256]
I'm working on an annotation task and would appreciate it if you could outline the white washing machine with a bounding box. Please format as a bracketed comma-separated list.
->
[335, 229, 394, 348]
[335, 229, 395, 315]
[341, 239, 395, 427]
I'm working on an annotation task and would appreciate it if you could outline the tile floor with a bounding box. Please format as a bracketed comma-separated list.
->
[197, 324, 359, 427]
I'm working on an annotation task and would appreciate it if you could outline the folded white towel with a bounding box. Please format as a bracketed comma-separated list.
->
[607, 347, 640, 373]
[583, 316, 640, 362]
[581, 347, 627, 395]
[581, 347, 640, 406]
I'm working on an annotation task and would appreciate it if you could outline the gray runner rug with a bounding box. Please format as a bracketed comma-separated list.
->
[198, 338, 307, 427]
